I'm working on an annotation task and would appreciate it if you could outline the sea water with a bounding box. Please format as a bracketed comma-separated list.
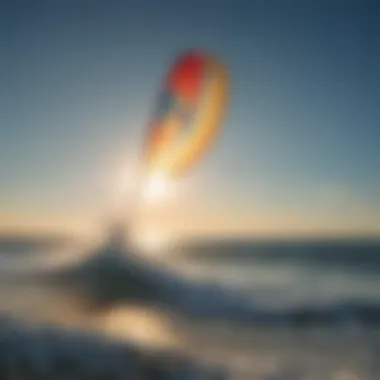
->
[0, 237, 379, 379]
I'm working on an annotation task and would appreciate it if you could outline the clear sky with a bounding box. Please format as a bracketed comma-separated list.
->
[1, 0, 379, 239]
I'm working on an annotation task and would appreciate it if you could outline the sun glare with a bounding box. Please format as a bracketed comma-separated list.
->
[133, 230, 172, 255]
[142, 174, 174, 202]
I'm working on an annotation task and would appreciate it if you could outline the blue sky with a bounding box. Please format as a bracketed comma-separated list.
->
[0, 0, 379, 238]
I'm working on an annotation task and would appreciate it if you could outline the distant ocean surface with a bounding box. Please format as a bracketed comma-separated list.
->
[169, 239, 380, 313]
[0, 237, 380, 379]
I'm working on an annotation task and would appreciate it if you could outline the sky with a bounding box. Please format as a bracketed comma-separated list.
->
[0, 0, 379, 239]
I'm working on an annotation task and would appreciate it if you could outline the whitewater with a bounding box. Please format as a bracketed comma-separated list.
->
[0, 235, 379, 379]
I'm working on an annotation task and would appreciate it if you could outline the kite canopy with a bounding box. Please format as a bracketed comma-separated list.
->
[143, 50, 230, 177]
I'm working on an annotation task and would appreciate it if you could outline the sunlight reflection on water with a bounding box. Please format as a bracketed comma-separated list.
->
[1, 243, 380, 379]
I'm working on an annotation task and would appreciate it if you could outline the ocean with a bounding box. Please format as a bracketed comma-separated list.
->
[170, 240, 380, 316]
[0, 237, 380, 379]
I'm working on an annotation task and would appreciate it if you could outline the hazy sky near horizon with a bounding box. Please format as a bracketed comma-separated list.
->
[1, 0, 379, 238]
